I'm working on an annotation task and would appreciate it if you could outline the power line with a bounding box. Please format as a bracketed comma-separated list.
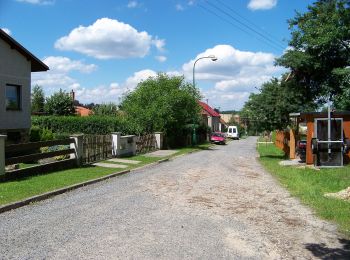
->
[215, 0, 285, 46]
[200, 0, 285, 51]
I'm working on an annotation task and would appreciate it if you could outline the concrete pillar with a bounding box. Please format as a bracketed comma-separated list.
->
[112, 132, 121, 156]
[131, 136, 137, 155]
[154, 132, 163, 149]
[70, 134, 84, 166]
[0, 135, 6, 175]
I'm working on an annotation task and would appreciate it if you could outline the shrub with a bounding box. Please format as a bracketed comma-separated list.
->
[29, 126, 41, 142]
[32, 115, 132, 135]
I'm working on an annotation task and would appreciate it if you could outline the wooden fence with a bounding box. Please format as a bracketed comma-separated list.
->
[3, 138, 76, 180]
[82, 135, 112, 164]
[136, 134, 157, 154]
[275, 130, 290, 155]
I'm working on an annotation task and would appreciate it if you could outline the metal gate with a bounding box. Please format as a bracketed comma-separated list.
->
[313, 118, 343, 167]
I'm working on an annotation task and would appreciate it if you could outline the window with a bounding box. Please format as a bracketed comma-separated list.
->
[6, 84, 21, 110]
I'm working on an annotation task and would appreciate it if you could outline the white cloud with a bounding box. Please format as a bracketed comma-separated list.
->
[32, 56, 96, 96]
[182, 44, 284, 110]
[155, 55, 167, 62]
[188, 1, 195, 6]
[1, 28, 11, 35]
[248, 0, 277, 10]
[176, 4, 184, 11]
[16, 0, 54, 5]
[54, 18, 165, 59]
[152, 37, 166, 52]
[69, 69, 158, 104]
[43, 56, 97, 73]
[123, 69, 157, 90]
[127, 1, 139, 8]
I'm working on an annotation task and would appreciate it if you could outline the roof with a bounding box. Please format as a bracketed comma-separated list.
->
[75, 106, 92, 117]
[220, 118, 228, 125]
[289, 111, 350, 119]
[198, 101, 220, 117]
[0, 29, 49, 72]
[290, 111, 350, 119]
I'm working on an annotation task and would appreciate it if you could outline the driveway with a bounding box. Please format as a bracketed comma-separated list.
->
[0, 137, 348, 259]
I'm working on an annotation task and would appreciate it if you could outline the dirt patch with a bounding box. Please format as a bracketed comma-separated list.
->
[324, 187, 350, 201]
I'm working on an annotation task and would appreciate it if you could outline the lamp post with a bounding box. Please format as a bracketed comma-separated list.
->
[192, 55, 218, 87]
[192, 55, 218, 145]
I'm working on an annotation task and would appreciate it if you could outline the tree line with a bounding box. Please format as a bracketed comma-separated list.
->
[241, 0, 350, 132]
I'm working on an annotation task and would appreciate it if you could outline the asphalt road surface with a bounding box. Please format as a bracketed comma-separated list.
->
[0, 137, 349, 259]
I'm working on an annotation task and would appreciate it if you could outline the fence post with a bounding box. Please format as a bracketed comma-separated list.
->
[112, 132, 121, 157]
[289, 129, 296, 159]
[0, 135, 6, 175]
[131, 136, 137, 155]
[154, 132, 163, 149]
[70, 134, 84, 166]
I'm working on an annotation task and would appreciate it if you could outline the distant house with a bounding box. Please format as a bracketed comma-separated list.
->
[219, 118, 228, 132]
[0, 29, 49, 143]
[198, 101, 220, 132]
[75, 106, 92, 117]
[220, 113, 240, 125]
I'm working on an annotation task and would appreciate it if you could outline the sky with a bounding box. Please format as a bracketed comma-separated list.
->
[1, 0, 315, 111]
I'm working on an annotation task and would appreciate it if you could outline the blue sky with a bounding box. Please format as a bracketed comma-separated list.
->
[1, 0, 314, 110]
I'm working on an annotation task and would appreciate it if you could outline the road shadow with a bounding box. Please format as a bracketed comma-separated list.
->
[304, 238, 350, 259]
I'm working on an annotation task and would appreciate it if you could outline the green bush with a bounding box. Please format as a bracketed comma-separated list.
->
[32, 115, 132, 135]
[29, 126, 41, 142]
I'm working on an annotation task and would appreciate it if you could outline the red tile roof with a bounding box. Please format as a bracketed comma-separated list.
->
[198, 101, 220, 117]
[75, 106, 92, 116]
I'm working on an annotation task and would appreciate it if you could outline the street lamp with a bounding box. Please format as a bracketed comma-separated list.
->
[192, 55, 218, 87]
[192, 55, 217, 145]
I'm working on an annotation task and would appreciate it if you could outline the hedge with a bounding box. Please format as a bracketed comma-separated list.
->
[31, 116, 134, 135]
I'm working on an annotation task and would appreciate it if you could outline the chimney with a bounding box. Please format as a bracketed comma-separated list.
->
[71, 89, 75, 101]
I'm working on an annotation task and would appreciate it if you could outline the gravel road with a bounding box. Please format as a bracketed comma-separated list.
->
[0, 137, 349, 259]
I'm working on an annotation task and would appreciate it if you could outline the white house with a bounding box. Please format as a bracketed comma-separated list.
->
[0, 29, 49, 143]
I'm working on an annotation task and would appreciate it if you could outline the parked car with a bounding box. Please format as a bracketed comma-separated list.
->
[227, 125, 239, 139]
[210, 132, 226, 145]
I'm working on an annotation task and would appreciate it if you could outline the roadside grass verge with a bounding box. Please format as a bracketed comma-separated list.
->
[0, 166, 118, 206]
[258, 144, 350, 237]
[0, 142, 213, 207]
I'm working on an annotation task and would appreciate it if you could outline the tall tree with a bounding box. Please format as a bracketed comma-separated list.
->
[276, 0, 350, 106]
[92, 103, 119, 116]
[31, 85, 45, 113]
[241, 77, 316, 132]
[120, 73, 201, 146]
[44, 89, 75, 116]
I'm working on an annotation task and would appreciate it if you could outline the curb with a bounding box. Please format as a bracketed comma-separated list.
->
[0, 169, 130, 214]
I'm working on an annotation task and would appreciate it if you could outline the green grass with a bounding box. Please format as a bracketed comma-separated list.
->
[258, 144, 350, 237]
[0, 143, 213, 207]
[0, 166, 118, 206]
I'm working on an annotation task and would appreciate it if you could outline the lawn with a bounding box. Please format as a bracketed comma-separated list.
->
[0, 142, 213, 207]
[258, 144, 350, 237]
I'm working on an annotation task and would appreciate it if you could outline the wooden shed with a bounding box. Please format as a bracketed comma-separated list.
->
[290, 111, 350, 165]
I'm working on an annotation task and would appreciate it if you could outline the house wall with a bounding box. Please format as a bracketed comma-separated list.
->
[220, 113, 240, 124]
[211, 116, 220, 132]
[0, 39, 31, 132]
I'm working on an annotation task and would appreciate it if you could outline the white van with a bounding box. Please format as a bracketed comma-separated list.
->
[227, 126, 239, 139]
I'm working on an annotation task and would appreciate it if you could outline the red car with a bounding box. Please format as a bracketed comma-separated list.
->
[210, 132, 226, 145]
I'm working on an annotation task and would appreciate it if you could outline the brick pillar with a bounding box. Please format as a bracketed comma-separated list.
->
[0, 135, 7, 175]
